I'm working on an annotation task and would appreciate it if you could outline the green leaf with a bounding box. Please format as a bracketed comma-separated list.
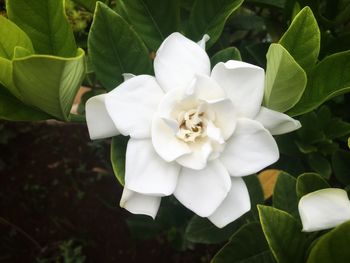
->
[0, 85, 50, 121]
[296, 173, 330, 199]
[72, 0, 100, 12]
[264, 43, 307, 112]
[185, 215, 244, 244]
[211, 222, 275, 263]
[6, 0, 77, 57]
[12, 49, 85, 120]
[245, 0, 285, 8]
[88, 2, 152, 91]
[279, 7, 320, 73]
[211, 47, 242, 67]
[110, 135, 129, 186]
[117, 0, 179, 51]
[258, 205, 310, 263]
[324, 118, 350, 140]
[307, 153, 331, 179]
[0, 16, 34, 59]
[332, 150, 350, 186]
[0, 58, 14, 95]
[186, 0, 244, 47]
[244, 174, 264, 219]
[273, 172, 299, 218]
[307, 221, 350, 263]
[288, 51, 350, 116]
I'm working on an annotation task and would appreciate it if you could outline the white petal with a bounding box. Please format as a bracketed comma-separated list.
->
[186, 74, 226, 101]
[176, 140, 213, 170]
[125, 139, 180, 196]
[174, 160, 231, 217]
[122, 73, 135, 81]
[154, 32, 211, 92]
[211, 60, 265, 119]
[255, 107, 301, 135]
[299, 188, 350, 232]
[152, 116, 191, 162]
[207, 99, 237, 140]
[105, 75, 164, 139]
[120, 187, 161, 219]
[208, 177, 251, 228]
[86, 94, 119, 139]
[220, 118, 279, 177]
[197, 34, 210, 49]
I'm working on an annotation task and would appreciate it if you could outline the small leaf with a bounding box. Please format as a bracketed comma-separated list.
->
[288, 51, 350, 116]
[211, 222, 275, 263]
[258, 205, 311, 263]
[279, 7, 320, 73]
[0, 16, 34, 59]
[110, 135, 129, 186]
[307, 221, 350, 263]
[88, 2, 152, 91]
[12, 49, 85, 120]
[332, 150, 350, 186]
[273, 172, 299, 218]
[117, 0, 179, 51]
[186, 0, 244, 47]
[296, 173, 330, 199]
[6, 0, 77, 57]
[307, 153, 331, 179]
[211, 47, 242, 67]
[264, 43, 307, 112]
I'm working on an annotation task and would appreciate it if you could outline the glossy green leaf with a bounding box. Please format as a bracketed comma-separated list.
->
[211, 222, 275, 263]
[288, 51, 350, 116]
[6, 0, 77, 57]
[307, 153, 331, 179]
[258, 205, 310, 263]
[118, 0, 179, 50]
[12, 49, 85, 120]
[244, 174, 264, 219]
[0, 58, 14, 95]
[110, 135, 129, 186]
[0, 86, 50, 121]
[88, 2, 152, 91]
[296, 173, 330, 199]
[264, 43, 307, 112]
[211, 47, 242, 67]
[0, 16, 34, 59]
[279, 7, 320, 73]
[186, 0, 244, 47]
[185, 215, 244, 244]
[332, 150, 350, 186]
[273, 172, 298, 218]
[307, 221, 350, 263]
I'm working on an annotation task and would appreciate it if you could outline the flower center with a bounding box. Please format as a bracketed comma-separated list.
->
[176, 108, 206, 142]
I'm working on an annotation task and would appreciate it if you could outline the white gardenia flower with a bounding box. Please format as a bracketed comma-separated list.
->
[86, 32, 301, 228]
[299, 188, 350, 232]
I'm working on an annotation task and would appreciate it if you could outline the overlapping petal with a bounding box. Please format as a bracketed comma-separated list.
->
[120, 187, 161, 219]
[220, 118, 279, 177]
[154, 33, 211, 92]
[255, 107, 301, 135]
[299, 188, 350, 232]
[174, 160, 231, 217]
[105, 75, 164, 139]
[211, 60, 264, 119]
[86, 94, 120, 139]
[125, 139, 180, 196]
[208, 177, 250, 228]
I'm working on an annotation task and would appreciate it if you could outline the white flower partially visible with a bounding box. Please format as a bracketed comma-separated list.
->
[86, 32, 301, 228]
[299, 188, 350, 232]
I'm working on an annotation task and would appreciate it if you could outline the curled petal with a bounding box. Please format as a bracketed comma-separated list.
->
[105, 75, 164, 139]
[197, 34, 210, 49]
[86, 94, 119, 139]
[208, 177, 251, 228]
[120, 187, 161, 219]
[220, 118, 279, 177]
[154, 32, 211, 92]
[174, 160, 231, 217]
[255, 107, 301, 135]
[176, 140, 213, 170]
[299, 188, 350, 232]
[125, 139, 180, 196]
[211, 60, 264, 119]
